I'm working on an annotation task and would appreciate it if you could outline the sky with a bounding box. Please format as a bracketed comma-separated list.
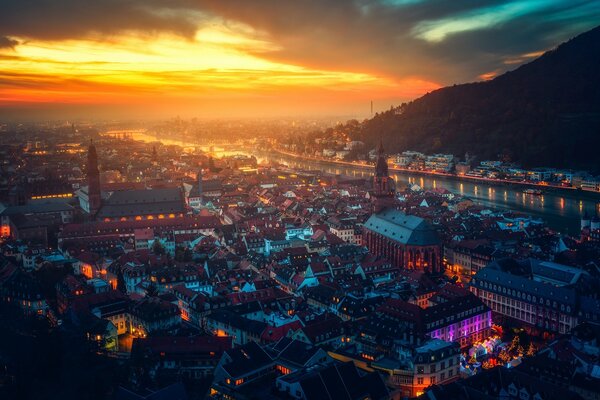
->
[1, 0, 599, 120]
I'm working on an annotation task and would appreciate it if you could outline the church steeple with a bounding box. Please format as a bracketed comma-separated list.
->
[87, 139, 102, 215]
[151, 145, 158, 163]
[375, 139, 389, 177]
[197, 168, 203, 197]
[372, 139, 395, 213]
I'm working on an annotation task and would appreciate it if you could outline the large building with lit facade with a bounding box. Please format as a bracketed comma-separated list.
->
[363, 209, 442, 272]
[378, 294, 492, 348]
[58, 215, 220, 254]
[470, 258, 600, 334]
[409, 339, 461, 397]
[78, 142, 187, 221]
[329, 338, 460, 399]
[95, 187, 186, 222]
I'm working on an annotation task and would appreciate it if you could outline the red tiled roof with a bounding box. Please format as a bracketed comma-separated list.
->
[61, 215, 220, 238]
[261, 321, 303, 342]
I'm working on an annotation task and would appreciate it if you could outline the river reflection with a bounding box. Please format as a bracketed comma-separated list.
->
[260, 153, 600, 235]
[120, 130, 598, 235]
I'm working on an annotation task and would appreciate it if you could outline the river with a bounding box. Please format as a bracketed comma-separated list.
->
[258, 153, 600, 236]
[117, 131, 598, 235]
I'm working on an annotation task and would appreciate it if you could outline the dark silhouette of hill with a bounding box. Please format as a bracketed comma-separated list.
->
[347, 25, 600, 171]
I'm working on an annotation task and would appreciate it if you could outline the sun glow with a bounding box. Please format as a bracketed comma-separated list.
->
[0, 26, 438, 115]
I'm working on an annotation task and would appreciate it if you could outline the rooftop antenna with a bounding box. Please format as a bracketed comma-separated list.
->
[371, 100, 373, 117]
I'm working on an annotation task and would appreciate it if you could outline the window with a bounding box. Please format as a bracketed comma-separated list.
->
[417, 377, 424, 385]
[430, 365, 436, 373]
[417, 366, 424, 374]
[430, 376, 436, 385]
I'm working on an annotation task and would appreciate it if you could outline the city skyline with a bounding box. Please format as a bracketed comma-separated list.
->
[1, 0, 600, 119]
[2, 3, 600, 400]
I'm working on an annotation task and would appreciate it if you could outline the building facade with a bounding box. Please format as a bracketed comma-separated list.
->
[469, 259, 597, 334]
[363, 209, 441, 272]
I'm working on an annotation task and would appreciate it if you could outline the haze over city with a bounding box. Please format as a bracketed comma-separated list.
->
[2, 0, 600, 119]
[2, 2, 600, 400]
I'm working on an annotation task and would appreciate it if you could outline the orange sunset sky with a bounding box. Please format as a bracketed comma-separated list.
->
[1, 1, 599, 119]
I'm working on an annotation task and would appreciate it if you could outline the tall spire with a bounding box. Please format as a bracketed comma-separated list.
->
[372, 138, 395, 213]
[197, 168, 203, 197]
[87, 139, 102, 215]
[375, 139, 388, 177]
[377, 139, 384, 155]
[87, 140, 98, 174]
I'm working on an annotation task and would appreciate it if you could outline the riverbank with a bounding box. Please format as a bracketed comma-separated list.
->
[99, 133, 597, 233]
[270, 147, 600, 201]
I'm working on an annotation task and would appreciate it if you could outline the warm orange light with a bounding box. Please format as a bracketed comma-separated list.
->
[214, 329, 227, 337]
[0, 29, 440, 116]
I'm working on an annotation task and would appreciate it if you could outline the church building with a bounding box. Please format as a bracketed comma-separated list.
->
[78, 142, 186, 221]
[363, 141, 441, 272]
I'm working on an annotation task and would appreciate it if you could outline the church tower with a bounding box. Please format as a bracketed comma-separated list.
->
[197, 168, 203, 198]
[371, 140, 396, 213]
[87, 140, 102, 215]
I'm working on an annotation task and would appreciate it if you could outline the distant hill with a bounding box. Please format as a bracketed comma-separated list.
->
[346, 25, 600, 171]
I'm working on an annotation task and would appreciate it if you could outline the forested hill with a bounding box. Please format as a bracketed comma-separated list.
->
[346, 25, 600, 171]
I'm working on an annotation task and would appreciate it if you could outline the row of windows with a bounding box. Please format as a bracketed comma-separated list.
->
[483, 292, 570, 321]
[484, 298, 574, 333]
[416, 368, 458, 385]
[478, 281, 572, 312]
[416, 357, 458, 375]
[426, 309, 485, 330]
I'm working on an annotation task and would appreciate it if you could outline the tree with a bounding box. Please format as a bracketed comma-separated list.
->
[526, 343, 536, 357]
[516, 345, 525, 357]
[509, 335, 520, 353]
[498, 349, 511, 364]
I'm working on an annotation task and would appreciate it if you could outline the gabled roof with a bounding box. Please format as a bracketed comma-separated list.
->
[221, 341, 273, 378]
[271, 338, 323, 367]
[300, 314, 344, 342]
[364, 209, 439, 246]
[98, 188, 185, 218]
[471, 259, 578, 308]
[0, 202, 74, 216]
[114, 383, 188, 400]
[282, 361, 389, 400]
[209, 309, 267, 335]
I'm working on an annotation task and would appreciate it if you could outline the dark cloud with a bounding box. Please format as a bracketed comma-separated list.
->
[0, 36, 19, 49]
[0, 0, 200, 40]
[197, 0, 600, 83]
[1, 0, 599, 85]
